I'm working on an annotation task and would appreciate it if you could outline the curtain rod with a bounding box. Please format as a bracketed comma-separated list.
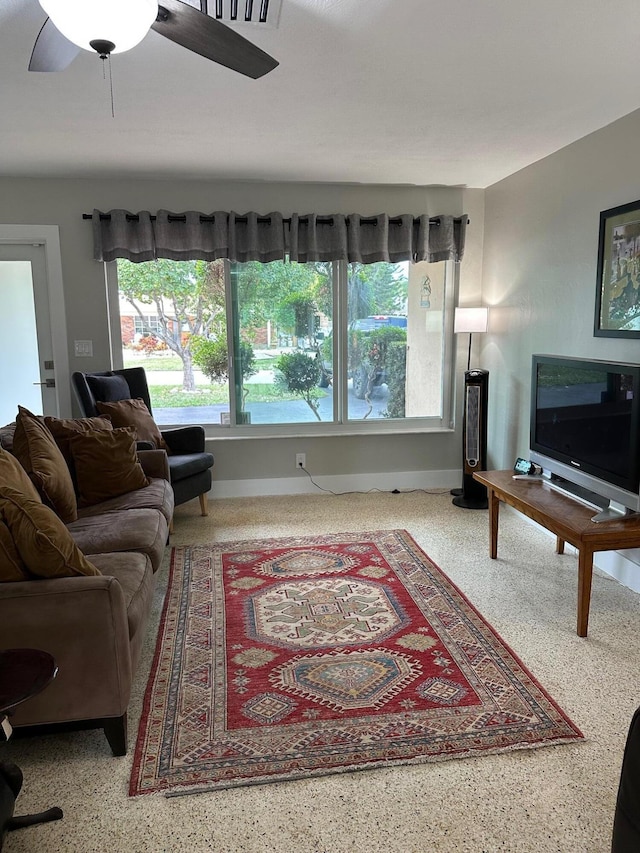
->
[82, 213, 469, 226]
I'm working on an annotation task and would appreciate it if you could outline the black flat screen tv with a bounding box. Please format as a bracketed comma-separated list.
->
[529, 354, 640, 517]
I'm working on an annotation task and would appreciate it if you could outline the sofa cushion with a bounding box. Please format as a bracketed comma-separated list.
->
[85, 551, 154, 640]
[168, 452, 216, 483]
[69, 428, 150, 507]
[77, 477, 174, 524]
[44, 415, 113, 481]
[0, 519, 30, 582]
[96, 398, 169, 452]
[136, 449, 170, 482]
[67, 507, 167, 573]
[0, 487, 100, 579]
[86, 373, 131, 403]
[11, 406, 78, 523]
[0, 446, 41, 503]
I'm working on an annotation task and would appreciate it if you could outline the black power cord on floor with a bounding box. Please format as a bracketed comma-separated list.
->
[298, 465, 451, 498]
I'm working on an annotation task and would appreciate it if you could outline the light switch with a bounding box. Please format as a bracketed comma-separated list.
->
[74, 340, 93, 357]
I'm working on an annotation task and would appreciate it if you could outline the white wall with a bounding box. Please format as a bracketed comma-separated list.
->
[482, 107, 640, 468]
[481, 106, 640, 589]
[0, 177, 484, 491]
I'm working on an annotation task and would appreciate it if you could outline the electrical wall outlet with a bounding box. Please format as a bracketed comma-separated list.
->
[296, 453, 306, 469]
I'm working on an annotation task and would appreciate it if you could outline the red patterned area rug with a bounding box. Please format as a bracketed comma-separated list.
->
[130, 530, 583, 797]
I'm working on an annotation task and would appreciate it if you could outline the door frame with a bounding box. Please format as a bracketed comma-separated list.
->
[0, 225, 71, 417]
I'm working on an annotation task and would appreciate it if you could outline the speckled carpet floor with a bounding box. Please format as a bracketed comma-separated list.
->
[4, 490, 640, 852]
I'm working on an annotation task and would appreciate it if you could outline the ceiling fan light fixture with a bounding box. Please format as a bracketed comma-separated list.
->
[38, 0, 158, 55]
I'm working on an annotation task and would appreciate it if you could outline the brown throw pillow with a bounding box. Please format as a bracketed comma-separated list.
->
[12, 406, 78, 523]
[44, 415, 113, 482]
[69, 427, 150, 506]
[0, 517, 30, 582]
[0, 487, 100, 579]
[0, 446, 42, 503]
[95, 398, 169, 452]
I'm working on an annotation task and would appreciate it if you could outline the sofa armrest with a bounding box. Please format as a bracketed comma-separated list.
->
[161, 425, 205, 454]
[0, 576, 133, 727]
[137, 448, 170, 481]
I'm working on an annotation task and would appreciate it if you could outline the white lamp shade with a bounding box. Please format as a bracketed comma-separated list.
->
[454, 306, 488, 334]
[39, 0, 158, 54]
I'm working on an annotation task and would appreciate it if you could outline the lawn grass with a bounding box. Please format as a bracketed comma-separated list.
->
[125, 354, 183, 371]
[149, 383, 300, 407]
[253, 355, 280, 370]
[124, 353, 281, 372]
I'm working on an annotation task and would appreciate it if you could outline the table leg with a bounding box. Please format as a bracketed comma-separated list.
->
[556, 537, 565, 554]
[488, 488, 499, 559]
[577, 547, 594, 638]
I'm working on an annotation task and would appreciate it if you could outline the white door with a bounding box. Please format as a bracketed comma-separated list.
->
[0, 241, 68, 426]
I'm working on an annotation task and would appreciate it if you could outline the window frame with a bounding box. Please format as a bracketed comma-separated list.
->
[133, 313, 163, 337]
[106, 259, 458, 438]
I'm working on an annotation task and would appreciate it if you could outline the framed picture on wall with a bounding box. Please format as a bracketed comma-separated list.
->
[595, 198, 640, 338]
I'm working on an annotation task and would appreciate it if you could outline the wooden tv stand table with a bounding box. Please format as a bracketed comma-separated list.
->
[473, 470, 640, 637]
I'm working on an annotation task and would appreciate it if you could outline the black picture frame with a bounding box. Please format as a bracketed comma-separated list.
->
[595, 198, 640, 338]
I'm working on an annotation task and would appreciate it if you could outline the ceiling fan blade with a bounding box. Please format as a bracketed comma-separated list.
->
[29, 17, 81, 72]
[152, 0, 278, 79]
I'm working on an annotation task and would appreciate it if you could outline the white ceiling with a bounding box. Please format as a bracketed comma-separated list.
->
[2, 0, 640, 188]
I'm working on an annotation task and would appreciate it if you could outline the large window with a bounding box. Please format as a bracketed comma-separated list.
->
[113, 257, 454, 434]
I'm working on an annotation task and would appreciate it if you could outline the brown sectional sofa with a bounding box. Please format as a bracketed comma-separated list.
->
[0, 414, 174, 756]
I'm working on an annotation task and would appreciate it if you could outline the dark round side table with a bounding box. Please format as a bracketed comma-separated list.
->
[0, 648, 63, 849]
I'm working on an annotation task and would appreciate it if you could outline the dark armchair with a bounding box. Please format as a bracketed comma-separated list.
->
[71, 368, 214, 515]
[612, 706, 640, 852]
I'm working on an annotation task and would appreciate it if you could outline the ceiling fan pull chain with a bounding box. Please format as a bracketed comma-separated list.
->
[107, 53, 115, 119]
[98, 52, 115, 119]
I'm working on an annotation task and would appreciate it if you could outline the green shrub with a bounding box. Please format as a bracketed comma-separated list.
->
[383, 341, 406, 418]
[348, 326, 405, 370]
[348, 326, 407, 399]
[276, 351, 322, 420]
[191, 336, 228, 382]
[191, 336, 256, 383]
[280, 292, 317, 338]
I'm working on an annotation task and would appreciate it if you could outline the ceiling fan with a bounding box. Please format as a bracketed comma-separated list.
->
[29, 0, 279, 79]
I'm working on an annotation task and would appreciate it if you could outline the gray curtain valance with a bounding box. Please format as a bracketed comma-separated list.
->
[91, 209, 467, 264]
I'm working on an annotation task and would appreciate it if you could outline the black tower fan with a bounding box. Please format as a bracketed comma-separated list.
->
[452, 369, 489, 509]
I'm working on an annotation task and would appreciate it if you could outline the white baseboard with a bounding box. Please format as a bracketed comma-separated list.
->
[208, 469, 460, 499]
[504, 505, 640, 594]
[593, 549, 640, 594]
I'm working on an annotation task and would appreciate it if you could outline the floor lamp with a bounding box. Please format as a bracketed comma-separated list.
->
[454, 307, 489, 372]
[451, 307, 489, 509]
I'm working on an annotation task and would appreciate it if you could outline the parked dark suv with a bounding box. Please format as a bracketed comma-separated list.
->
[318, 315, 407, 398]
